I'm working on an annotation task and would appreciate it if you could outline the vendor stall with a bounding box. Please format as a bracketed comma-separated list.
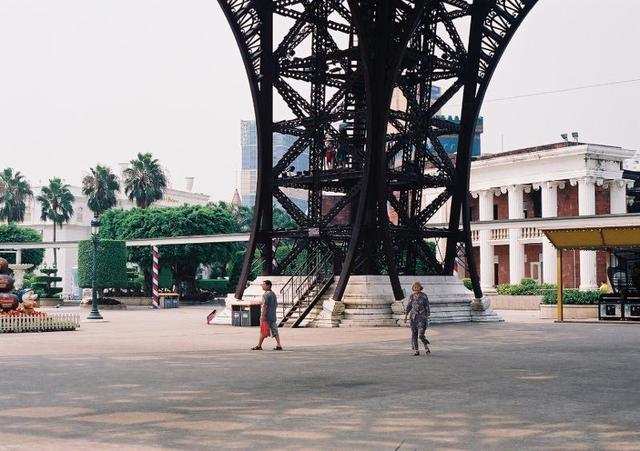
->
[542, 226, 640, 322]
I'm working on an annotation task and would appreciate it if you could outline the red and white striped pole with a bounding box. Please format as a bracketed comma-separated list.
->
[152, 245, 159, 309]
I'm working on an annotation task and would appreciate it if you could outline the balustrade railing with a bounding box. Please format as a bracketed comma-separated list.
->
[490, 228, 509, 241]
[521, 227, 541, 239]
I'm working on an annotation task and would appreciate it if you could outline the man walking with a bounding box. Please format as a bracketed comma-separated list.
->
[252, 280, 283, 351]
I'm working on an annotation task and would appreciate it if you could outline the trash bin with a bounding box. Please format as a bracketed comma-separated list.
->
[599, 299, 622, 320]
[625, 301, 640, 320]
[232, 308, 242, 326]
[231, 303, 261, 326]
[241, 308, 252, 327]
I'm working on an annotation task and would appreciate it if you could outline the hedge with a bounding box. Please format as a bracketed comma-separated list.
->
[0, 224, 44, 266]
[77, 239, 128, 289]
[496, 278, 555, 296]
[542, 289, 601, 305]
[197, 278, 229, 294]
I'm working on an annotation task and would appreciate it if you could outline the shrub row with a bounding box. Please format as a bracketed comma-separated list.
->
[196, 278, 229, 294]
[542, 289, 601, 305]
[496, 278, 555, 296]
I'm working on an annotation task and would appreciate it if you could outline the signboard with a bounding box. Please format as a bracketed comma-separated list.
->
[308, 228, 320, 237]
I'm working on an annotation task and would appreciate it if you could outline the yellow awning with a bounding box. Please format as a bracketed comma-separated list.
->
[542, 226, 640, 251]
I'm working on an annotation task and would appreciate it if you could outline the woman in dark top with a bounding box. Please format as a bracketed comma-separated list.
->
[404, 282, 431, 356]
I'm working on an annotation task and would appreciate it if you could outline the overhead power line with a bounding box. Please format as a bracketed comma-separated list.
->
[484, 77, 640, 104]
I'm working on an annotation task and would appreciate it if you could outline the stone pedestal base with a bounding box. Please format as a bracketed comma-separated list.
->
[315, 299, 344, 328]
[389, 277, 503, 325]
[337, 276, 399, 327]
[219, 275, 502, 327]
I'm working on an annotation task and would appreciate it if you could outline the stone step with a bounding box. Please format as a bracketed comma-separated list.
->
[430, 317, 473, 324]
[340, 318, 398, 327]
[431, 309, 475, 315]
[470, 317, 503, 323]
[344, 309, 392, 315]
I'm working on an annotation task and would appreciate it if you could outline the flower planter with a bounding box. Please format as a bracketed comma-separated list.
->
[539, 304, 598, 320]
[489, 295, 542, 310]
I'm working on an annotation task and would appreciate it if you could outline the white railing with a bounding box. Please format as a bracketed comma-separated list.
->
[471, 230, 479, 243]
[490, 228, 509, 241]
[521, 227, 541, 239]
[0, 313, 80, 333]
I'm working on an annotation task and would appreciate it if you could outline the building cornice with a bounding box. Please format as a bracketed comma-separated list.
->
[473, 144, 635, 169]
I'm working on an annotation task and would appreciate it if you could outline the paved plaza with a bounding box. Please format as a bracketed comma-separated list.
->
[1, 307, 640, 450]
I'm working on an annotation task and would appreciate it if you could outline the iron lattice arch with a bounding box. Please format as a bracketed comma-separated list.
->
[219, 0, 538, 302]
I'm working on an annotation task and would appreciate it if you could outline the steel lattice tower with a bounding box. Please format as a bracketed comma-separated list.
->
[219, 0, 538, 302]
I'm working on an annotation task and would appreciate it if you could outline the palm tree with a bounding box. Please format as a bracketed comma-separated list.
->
[36, 178, 75, 268]
[123, 152, 167, 208]
[82, 165, 120, 217]
[0, 168, 33, 223]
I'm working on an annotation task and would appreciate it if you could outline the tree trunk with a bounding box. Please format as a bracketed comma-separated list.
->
[52, 222, 58, 269]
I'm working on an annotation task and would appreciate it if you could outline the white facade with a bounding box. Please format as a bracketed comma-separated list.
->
[425, 143, 637, 290]
[21, 177, 210, 296]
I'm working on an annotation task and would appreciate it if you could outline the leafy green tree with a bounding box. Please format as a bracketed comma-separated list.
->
[123, 152, 167, 208]
[36, 178, 75, 268]
[220, 204, 295, 233]
[273, 207, 296, 230]
[0, 224, 44, 266]
[99, 205, 237, 297]
[0, 168, 33, 223]
[82, 165, 120, 217]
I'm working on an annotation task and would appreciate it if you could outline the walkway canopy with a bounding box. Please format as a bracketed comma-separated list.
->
[542, 225, 640, 321]
[543, 226, 640, 251]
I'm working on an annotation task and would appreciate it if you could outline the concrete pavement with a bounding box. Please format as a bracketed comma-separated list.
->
[1, 306, 639, 450]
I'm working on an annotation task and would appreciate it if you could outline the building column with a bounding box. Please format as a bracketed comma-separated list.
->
[477, 190, 494, 290]
[575, 177, 598, 290]
[610, 179, 628, 214]
[507, 185, 525, 284]
[540, 181, 561, 284]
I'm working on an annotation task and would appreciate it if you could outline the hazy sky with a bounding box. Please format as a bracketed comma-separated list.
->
[0, 0, 639, 201]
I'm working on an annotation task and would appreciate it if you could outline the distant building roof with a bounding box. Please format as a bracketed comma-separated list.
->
[474, 142, 623, 162]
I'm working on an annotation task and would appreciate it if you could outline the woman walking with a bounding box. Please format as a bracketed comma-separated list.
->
[404, 282, 431, 356]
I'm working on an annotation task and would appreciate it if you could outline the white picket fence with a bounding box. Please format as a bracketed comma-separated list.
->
[0, 313, 80, 333]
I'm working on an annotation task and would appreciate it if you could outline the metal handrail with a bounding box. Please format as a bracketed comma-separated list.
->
[280, 253, 315, 315]
[294, 253, 333, 304]
[280, 250, 332, 317]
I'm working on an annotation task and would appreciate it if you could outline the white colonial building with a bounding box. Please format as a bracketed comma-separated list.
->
[425, 142, 637, 291]
[21, 176, 210, 296]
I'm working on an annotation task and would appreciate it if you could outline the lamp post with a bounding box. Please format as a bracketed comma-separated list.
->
[87, 217, 103, 320]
